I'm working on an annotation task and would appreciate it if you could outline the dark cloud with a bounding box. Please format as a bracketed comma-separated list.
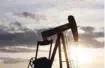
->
[0, 21, 31, 33]
[0, 32, 39, 45]
[78, 26, 104, 48]
[80, 26, 95, 33]
[0, 21, 45, 45]
[0, 25, 50, 45]
[19, 12, 35, 18]
[80, 26, 104, 38]
[93, 32, 104, 38]
[79, 33, 104, 48]
[14, 12, 46, 21]
[79, 31, 104, 38]
[0, 24, 104, 50]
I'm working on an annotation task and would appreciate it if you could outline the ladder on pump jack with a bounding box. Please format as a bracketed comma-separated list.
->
[28, 15, 78, 68]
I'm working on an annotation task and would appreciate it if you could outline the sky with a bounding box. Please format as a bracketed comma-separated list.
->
[0, 0, 104, 68]
[0, 0, 104, 47]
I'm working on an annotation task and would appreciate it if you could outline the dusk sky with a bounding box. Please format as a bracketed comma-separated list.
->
[0, 0, 104, 68]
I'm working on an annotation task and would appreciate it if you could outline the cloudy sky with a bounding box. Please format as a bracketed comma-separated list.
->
[0, 0, 104, 68]
[0, 0, 104, 47]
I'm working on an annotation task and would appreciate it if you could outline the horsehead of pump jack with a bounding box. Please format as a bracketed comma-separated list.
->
[41, 15, 78, 42]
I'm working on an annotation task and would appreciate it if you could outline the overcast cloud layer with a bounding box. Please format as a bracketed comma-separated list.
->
[0, 0, 104, 28]
[0, 0, 104, 49]
[0, 1, 104, 67]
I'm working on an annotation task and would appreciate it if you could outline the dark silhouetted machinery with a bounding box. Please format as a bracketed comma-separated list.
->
[28, 15, 78, 68]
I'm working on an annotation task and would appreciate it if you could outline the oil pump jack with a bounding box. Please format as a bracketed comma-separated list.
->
[28, 15, 78, 68]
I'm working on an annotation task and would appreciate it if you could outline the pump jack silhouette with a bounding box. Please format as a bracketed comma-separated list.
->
[28, 15, 78, 68]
